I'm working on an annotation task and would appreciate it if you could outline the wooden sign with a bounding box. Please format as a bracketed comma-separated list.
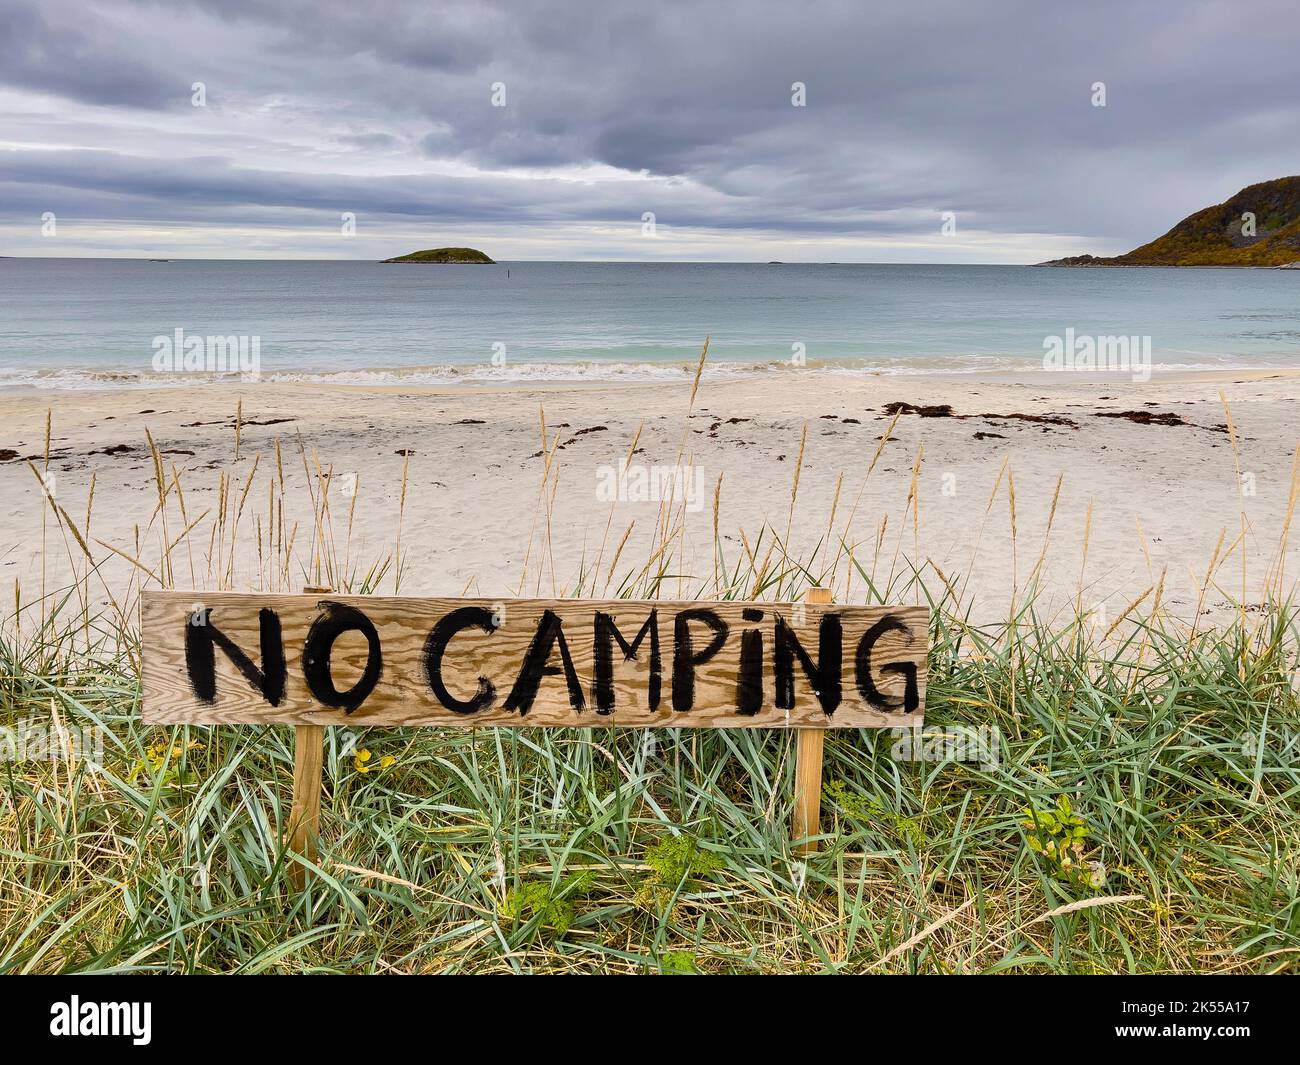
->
[141, 592, 928, 728]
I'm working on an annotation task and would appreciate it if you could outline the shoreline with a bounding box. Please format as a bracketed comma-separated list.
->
[3, 363, 1300, 397]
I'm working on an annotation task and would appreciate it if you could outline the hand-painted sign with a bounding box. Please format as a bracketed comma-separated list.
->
[141, 592, 927, 728]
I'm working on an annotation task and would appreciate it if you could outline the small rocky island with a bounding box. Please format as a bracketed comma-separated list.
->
[382, 247, 495, 264]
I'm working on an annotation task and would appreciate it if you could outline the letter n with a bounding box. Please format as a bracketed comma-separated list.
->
[185, 608, 286, 705]
[774, 613, 842, 715]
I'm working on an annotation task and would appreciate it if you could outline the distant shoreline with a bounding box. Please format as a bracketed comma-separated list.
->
[1038, 261, 1300, 269]
[4, 255, 1300, 270]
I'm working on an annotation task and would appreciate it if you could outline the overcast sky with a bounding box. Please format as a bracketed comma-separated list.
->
[2, 0, 1298, 261]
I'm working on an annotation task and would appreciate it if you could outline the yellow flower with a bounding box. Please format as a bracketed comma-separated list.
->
[353, 748, 397, 774]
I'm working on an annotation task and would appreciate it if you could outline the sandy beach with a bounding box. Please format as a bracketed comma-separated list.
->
[2, 367, 1296, 626]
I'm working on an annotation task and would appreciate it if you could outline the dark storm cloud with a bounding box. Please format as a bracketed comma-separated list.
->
[2, 0, 1299, 256]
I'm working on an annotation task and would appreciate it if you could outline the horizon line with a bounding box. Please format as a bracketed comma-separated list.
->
[2, 255, 1041, 266]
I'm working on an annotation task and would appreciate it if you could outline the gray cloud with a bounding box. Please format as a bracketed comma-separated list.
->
[0, 0, 176, 107]
[1, 0, 1299, 258]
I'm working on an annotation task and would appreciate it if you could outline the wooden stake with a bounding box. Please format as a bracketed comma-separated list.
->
[793, 586, 833, 854]
[287, 585, 330, 889]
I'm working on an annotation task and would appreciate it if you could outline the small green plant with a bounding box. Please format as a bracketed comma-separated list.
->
[1022, 795, 1105, 890]
[636, 835, 721, 916]
[658, 950, 698, 974]
[498, 871, 594, 940]
[826, 780, 927, 849]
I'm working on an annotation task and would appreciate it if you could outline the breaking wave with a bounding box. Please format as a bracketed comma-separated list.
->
[0, 350, 1271, 391]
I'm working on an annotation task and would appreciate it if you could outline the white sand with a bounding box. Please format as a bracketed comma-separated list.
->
[1, 368, 1297, 628]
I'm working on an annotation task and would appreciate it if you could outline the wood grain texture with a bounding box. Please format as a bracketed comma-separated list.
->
[284, 587, 330, 889]
[794, 587, 833, 854]
[287, 723, 323, 888]
[141, 591, 928, 728]
[286, 584, 330, 889]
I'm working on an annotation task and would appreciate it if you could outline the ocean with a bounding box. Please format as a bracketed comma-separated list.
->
[2, 258, 1298, 389]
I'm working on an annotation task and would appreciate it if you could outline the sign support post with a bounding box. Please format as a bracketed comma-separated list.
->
[793, 586, 832, 854]
[286, 585, 329, 889]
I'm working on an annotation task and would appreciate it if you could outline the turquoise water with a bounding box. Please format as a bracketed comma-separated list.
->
[1, 259, 1298, 388]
